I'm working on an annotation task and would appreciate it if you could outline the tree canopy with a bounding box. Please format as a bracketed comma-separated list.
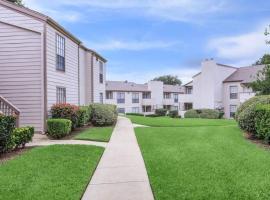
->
[152, 75, 182, 85]
[254, 54, 270, 65]
[249, 65, 270, 95]
[7, 0, 23, 6]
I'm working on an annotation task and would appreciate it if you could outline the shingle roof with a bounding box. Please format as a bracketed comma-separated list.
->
[223, 65, 265, 83]
[163, 84, 183, 93]
[106, 81, 148, 92]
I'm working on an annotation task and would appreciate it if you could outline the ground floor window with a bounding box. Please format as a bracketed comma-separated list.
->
[118, 108, 125, 114]
[171, 106, 178, 111]
[142, 105, 152, 112]
[184, 103, 193, 110]
[56, 87, 66, 104]
[99, 93, 103, 104]
[132, 107, 140, 113]
[106, 91, 113, 99]
[163, 105, 171, 110]
[230, 105, 237, 118]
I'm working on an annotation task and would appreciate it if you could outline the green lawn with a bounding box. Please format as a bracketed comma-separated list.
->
[0, 145, 104, 200]
[74, 127, 114, 142]
[128, 115, 236, 127]
[135, 118, 270, 200]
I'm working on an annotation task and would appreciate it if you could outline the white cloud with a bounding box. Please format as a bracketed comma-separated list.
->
[107, 67, 198, 84]
[87, 39, 181, 51]
[208, 24, 270, 66]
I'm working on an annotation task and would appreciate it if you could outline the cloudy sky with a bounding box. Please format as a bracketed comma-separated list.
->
[24, 0, 270, 84]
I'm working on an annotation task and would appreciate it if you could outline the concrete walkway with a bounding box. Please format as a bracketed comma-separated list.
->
[82, 117, 154, 200]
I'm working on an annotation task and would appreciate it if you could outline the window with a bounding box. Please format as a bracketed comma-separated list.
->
[185, 86, 193, 94]
[163, 105, 171, 110]
[173, 93, 178, 103]
[132, 92, 139, 103]
[56, 87, 66, 104]
[132, 107, 140, 113]
[142, 105, 152, 112]
[142, 92, 151, 99]
[99, 61, 104, 84]
[56, 34, 65, 71]
[117, 92, 125, 104]
[163, 92, 171, 99]
[117, 108, 125, 114]
[99, 93, 103, 104]
[171, 106, 178, 111]
[230, 86, 238, 99]
[184, 103, 193, 111]
[230, 105, 237, 118]
[106, 91, 113, 99]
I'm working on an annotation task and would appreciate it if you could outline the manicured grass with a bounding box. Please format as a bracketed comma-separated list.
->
[127, 115, 236, 127]
[74, 127, 114, 142]
[0, 145, 104, 200]
[135, 125, 270, 200]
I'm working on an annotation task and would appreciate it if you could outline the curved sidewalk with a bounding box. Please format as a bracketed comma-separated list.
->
[82, 116, 154, 200]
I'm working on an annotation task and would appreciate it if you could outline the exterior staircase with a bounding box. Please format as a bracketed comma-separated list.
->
[0, 95, 20, 127]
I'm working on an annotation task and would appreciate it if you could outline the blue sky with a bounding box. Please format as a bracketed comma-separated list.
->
[24, 0, 270, 84]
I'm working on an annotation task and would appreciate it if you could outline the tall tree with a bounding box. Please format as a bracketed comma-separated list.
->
[152, 75, 182, 85]
[7, 0, 23, 6]
[254, 54, 270, 65]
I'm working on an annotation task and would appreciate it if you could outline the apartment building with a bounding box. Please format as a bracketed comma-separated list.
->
[0, 0, 106, 132]
[106, 59, 263, 118]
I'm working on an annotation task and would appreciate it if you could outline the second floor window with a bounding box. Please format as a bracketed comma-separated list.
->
[185, 86, 193, 94]
[132, 93, 139, 103]
[142, 92, 151, 99]
[99, 61, 103, 84]
[56, 87, 66, 104]
[173, 93, 178, 103]
[117, 92, 125, 104]
[230, 86, 238, 99]
[106, 91, 113, 99]
[164, 92, 171, 99]
[56, 34, 65, 71]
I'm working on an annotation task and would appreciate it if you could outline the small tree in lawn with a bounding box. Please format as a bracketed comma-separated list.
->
[152, 75, 182, 85]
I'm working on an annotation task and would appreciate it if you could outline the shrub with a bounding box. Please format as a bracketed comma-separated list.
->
[12, 126, 34, 149]
[0, 115, 16, 153]
[199, 109, 220, 119]
[47, 119, 72, 139]
[145, 114, 159, 117]
[236, 95, 270, 134]
[90, 104, 117, 126]
[255, 105, 270, 141]
[168, 110, 179, 118]
[51, 104, 79, 129]
[155, 109, 167, 116]
[184, 109, 200, 118]
[218, 111, 225, 119]
[77, 106, 90, 127]
[126, 113, 144, 116]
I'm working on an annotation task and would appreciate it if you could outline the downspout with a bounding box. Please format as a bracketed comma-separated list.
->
[43, 23, 48, 133]
[78, 44, 80, 106]
[91, 53, 94, 103]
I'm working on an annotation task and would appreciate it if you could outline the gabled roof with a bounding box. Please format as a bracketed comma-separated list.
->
[223, 65, 265, 83]
[106, 81, 148, 92]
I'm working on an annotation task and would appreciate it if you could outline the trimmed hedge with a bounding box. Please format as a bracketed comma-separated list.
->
[77, 106, 90, 127]
[155, 109, 167, 116]
[168, 110, 179, 118]
[47, 119, 72, 139]
[199, 109, 220, 119]
[12, 126, 34, 149]
[184, 109, 200, 118]
[145, 114, 159, 117]
[255, 105, 270, 141]
[90, 104, 117, 126]
[126, 113, 144, 116]
[0, 115, 16, 153]
[236, 95, 270, 134]
[51, 104, 79, 129]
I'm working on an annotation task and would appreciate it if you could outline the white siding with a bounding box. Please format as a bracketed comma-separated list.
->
[46, 24, 79, 110]
[0, 21, 43, 131]
[0, 4, 43, 33]
[79, 47, 86, 105]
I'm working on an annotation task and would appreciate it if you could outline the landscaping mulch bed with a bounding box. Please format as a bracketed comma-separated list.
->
[0, 147, 33, 164]
[244, 132, 270, 150]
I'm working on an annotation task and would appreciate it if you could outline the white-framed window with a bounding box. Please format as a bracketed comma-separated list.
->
[230, 86, 238, 99]
[163, 92, 171, 99]
[132, 92, 139, 103]
[118, 108, 125, 113]
[99, 92, 103, 104]
[117, 92, 125, 104]
[132, 107, 140, 113]
[56, 34, 65, 71]
[230, 105, 237, 118]
[99, 61, 104, 84]
[185, 86, 193, 94]
[106, 91, 113, 99]
[142, 105, 152, 112]
[56, 87, 66, 103]
[142, 92, 151, 99]
[184, 103, 193, 111]
[173, 93, 178, 103]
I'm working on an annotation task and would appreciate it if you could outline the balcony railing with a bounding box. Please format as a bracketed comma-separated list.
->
[0, 95, 20, 127]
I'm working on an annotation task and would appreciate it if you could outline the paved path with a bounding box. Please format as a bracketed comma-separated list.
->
[82, 116, 154, 200]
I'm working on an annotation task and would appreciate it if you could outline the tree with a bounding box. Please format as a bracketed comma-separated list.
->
[249, 65, 270, 95]
[254, 54, 270, 65]
[7, 0, 24, 6]
[152, 75, 182, 85]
